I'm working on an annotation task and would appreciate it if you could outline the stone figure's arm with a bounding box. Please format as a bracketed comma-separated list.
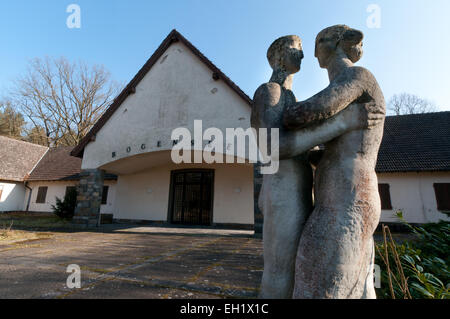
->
[251, 82, 282, 130]
[283, 67, 370, 130]
[279, 101, 382, 159]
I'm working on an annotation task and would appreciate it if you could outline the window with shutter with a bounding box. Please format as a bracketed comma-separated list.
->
[36, 186, 48, 204]
[378, 184, 392, 210]
[433, 183, 450, 211]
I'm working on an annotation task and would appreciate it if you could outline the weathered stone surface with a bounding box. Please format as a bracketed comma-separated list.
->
[254, 26, 385, 299]
[283, 25, 386, 299]
[251, 35, 313, 299]
[72, 169, 105, 227]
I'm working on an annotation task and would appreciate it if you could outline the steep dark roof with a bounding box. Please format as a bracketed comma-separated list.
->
[0, 136, 48, 182]
[71, 29, 252, 158]
[26, 146, 117, 181]
[376, 111, 450, 173]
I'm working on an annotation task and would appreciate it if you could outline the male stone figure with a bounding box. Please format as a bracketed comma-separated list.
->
[252, 35, 383, 298]
[283, 25, 386, 299]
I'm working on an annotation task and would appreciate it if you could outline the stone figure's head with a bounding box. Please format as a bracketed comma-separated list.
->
[315, 25, 364, 68]
[267, 35, 303, 74]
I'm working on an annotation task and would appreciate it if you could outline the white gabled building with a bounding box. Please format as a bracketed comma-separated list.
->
[1, 31, 449, 230]
[0, 136, 47, 212]
[70, 30, 255, 228]
[23, 146, 118, 216]
[375, 111, 450, 224]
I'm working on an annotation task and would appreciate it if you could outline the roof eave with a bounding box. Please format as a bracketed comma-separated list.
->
[0, 178, 25, 183]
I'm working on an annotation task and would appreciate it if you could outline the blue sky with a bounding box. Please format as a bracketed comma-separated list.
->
[1, 0, 449, 110]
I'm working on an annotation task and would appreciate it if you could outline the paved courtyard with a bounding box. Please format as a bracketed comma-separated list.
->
[0, 226, 263, 299]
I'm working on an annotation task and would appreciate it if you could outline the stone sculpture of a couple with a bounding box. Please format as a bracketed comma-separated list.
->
[251, 24, 386, 299]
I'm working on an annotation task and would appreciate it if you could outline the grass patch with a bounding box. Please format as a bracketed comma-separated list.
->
[0, 229, 50, 244]
[0, 220, 14, 240]
[0, 212, 71, 229]
[0, 212, 62, 245]
[0, 220, 53, 245]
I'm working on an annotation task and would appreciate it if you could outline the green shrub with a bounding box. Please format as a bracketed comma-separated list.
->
[375, 212, 449, 299]
[52, 187, 77, 219]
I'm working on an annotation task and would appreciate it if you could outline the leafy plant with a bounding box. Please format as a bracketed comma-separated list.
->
[52, 187, 77, 219]
[375, 212, 449, 299]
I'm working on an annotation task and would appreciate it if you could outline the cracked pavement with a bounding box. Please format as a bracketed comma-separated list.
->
[0, 225, 263, 299]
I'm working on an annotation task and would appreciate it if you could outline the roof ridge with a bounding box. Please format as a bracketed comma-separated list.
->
[24, 147, 49, 181]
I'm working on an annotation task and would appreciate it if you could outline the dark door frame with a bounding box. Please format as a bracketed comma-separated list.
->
[167, 169, 215, 226]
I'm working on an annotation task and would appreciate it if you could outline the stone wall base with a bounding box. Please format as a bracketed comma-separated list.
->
[72, 169, 105, 227]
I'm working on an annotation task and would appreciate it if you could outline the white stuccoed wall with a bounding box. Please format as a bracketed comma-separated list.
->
[81, 41, 252, 170]
[25, 181, 116, 214]
[78, 40, 254, 226]
[0, 182, 26, 211]
[113, 162, 254, 225]
[378, 172, 450, 224]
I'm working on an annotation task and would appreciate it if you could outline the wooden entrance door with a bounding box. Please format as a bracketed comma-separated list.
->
[169, 170, 214, 225]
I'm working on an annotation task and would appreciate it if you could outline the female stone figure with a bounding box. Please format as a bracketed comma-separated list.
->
[283, 25, 386, 299]
[252, 34, 383, 298]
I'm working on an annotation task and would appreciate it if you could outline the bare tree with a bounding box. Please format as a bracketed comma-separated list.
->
[8, 57, 121, 146]
[388, 93, 437, 115]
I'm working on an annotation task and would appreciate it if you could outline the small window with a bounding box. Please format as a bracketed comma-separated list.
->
[433, 183, 450, 211]
[36, 186, 48, 204]
[65, 186, 77, 196]
[378, 184, 392, 210]
[101, 186, 109, 205]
